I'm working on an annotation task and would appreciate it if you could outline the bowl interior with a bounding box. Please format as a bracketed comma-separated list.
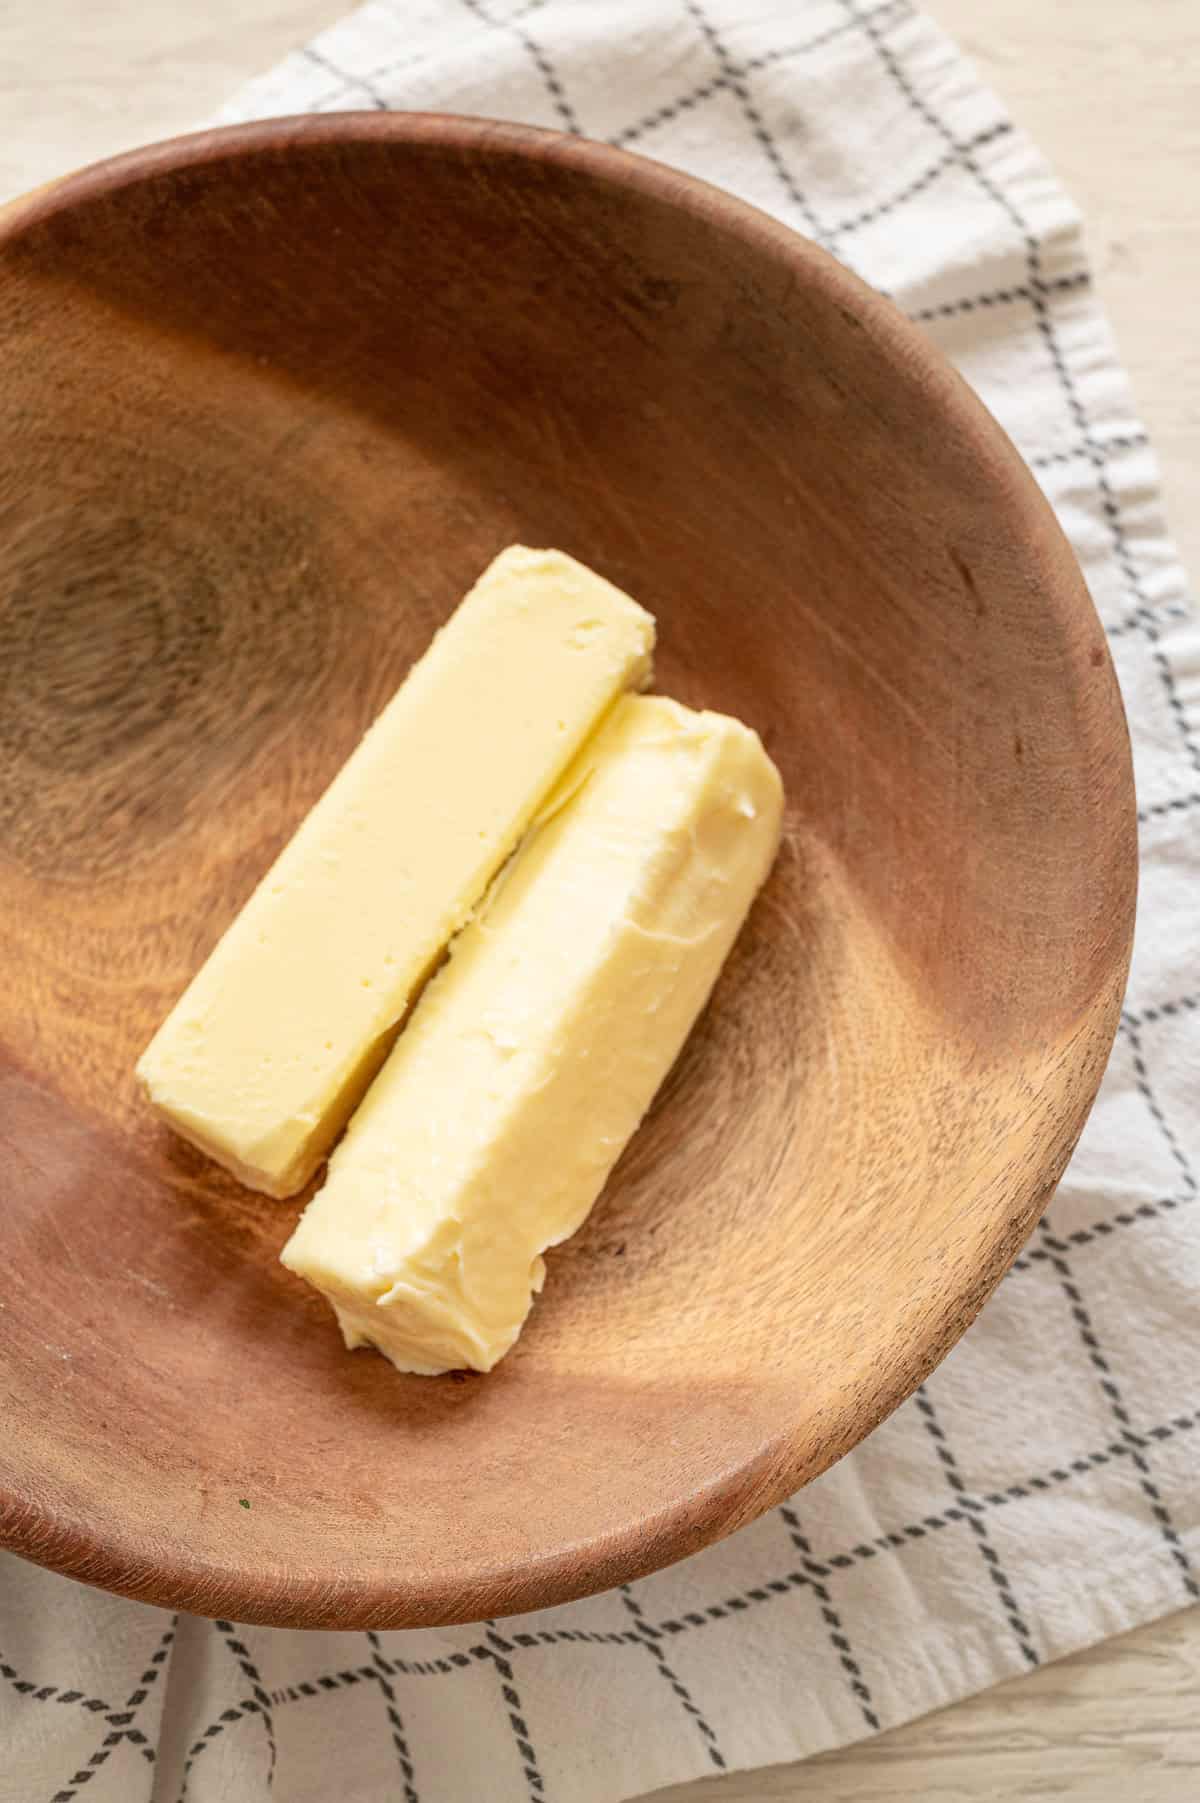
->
[0, 118, 1134, 1626]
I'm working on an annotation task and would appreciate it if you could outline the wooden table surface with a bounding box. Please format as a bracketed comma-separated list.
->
[2, 2, 1196, 1798]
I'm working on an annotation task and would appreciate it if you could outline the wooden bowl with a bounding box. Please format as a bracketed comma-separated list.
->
[0, 116, 1135, 1628]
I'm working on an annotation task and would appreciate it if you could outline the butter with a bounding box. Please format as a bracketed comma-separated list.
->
[137, 547, 655, 1197]
[282, 695, 784, 1373]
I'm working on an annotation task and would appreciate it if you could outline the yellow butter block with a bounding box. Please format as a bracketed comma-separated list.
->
[137, 547, 655, 1196]
[282, 694, 784, 1373]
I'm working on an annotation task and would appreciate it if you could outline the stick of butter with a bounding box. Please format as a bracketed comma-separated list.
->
[137, 547, 655, 1197]
[282, 694, 784, 1373]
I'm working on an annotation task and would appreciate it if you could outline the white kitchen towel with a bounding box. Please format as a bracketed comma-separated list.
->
[4, 3, 1198, 1800]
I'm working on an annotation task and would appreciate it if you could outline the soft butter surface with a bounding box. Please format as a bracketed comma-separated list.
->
[283, 695, 784, 1372]
[137, 547, 655, 1196]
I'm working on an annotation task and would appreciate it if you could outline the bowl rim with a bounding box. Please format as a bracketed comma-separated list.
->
[0, 110, 1137, 1629]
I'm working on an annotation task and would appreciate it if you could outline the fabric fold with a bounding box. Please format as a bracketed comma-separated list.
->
[3, 4, 1196, 1800]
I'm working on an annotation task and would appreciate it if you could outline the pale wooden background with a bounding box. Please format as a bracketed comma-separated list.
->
[2, 2, 1196, 1797]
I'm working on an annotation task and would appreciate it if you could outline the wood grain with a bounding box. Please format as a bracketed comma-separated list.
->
[651, 1608, 1200, 1803]
[1, 0, 1193, 591]
[1, 1, 1195, 1794]
[0, 115, 1133, 1631]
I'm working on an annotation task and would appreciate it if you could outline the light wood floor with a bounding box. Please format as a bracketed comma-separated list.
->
[2, 2, 1195, 1796]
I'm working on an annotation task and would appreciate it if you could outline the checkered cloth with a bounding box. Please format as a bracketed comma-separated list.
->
[5, 3, 1198, 1800]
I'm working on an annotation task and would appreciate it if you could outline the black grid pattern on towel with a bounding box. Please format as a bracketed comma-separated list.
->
[4, 3, 1197, 1800]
